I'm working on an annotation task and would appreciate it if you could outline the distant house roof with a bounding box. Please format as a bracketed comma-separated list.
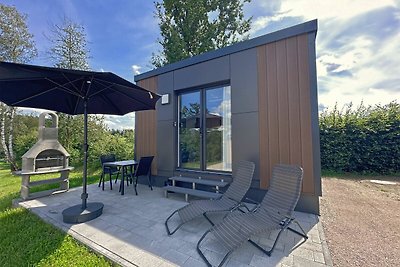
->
[135, 19, 317, 82]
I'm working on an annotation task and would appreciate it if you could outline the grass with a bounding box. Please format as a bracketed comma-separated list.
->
[0, 161, 114, 267]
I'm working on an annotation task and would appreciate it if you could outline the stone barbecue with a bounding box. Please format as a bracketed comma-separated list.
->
[22, 112, 69, 172]
[17, 111, 73, 200]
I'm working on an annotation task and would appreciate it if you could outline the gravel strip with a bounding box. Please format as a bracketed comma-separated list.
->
[320, 177, 400, 267]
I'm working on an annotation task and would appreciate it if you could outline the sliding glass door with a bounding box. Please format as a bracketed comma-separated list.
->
[178, 85, 231, 172]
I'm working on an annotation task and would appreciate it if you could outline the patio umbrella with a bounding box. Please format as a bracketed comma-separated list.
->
[0, 61, 160, 223]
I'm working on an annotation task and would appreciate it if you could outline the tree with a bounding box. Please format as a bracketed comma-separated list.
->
[47, 17, 91, 160]
[152, 0, 252, 67]
[48, 17, 90, 70]
[0, 4, 37, 171]
[0, 4, 37, 63]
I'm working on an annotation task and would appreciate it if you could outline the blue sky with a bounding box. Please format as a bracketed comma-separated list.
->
[2, 0, 400, 129]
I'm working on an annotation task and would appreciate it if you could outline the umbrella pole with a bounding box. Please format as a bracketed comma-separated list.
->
[81, 99, 88, 209]
[62, 97, 103, 224]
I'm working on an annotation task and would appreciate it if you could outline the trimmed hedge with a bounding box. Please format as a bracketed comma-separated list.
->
[319, 101, 400, 174]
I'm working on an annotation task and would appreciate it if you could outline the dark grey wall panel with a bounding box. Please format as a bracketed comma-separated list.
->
[173, 56, 230, 90]
[156, 171, 174, 178]
[231, 112, 260, 182]
[297, 195, 320, 214]
[157, 72, 174, 94]
[157, 72, 175, 122]
[230, 48, 258, 114]
[135, 20, 318, 82]
[157, 120, 175, 172]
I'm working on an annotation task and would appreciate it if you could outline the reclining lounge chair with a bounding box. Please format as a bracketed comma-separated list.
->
[197, 164, 308, 267]
[165, 160, 255, 235]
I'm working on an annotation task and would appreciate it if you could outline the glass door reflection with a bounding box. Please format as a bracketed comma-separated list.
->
[205, 86, 231, 171]
[178, 91, 201, 169]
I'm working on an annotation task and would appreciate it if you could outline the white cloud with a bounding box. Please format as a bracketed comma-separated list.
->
[104, 113, 135, 130]
[318, 28, 400, 108]
[251, 0, 400, 109]
[279, 0, 396, 21]
[249, 12, 288, 36]
[19, 107, 51, 115]
[132, 65, 142, 75]
[317, 36, 373, 76]
[19, 107, 135, 131]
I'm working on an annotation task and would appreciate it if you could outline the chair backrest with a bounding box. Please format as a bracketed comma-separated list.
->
[100, 154, 116, 164]
[135, 156, 154, 176]
[100, 154, 117, 173]
[260, 164, 303, 216]
[222, 160, 255, 203]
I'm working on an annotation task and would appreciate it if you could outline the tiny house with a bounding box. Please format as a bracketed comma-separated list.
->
[134, 20, 321, 214]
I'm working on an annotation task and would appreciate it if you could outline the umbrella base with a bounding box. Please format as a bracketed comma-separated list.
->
[62, 202, 104, 223]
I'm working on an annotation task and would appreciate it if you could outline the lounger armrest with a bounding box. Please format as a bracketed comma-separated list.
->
[279, 217, 294, 227]
[259, 206, 293, 220]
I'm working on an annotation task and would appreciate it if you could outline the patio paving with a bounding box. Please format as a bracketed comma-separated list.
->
[17, 183, 332, 267]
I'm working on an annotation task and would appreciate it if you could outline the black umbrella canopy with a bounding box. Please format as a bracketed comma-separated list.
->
[0, 61, 160, 114]
[0, 61, 160, 223]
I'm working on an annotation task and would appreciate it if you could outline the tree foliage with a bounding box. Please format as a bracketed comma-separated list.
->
[152, 0, 252, 67]
[48, 17, 90, 70]
[320, 102, 400, 174]
[57, 116, 134, 166]
[33, 17, 133, 169]
[11, 112, 134, 168]
[0, 4, 37, 171]
[0, 4, 37, 63]
[13, 114, 38, 163]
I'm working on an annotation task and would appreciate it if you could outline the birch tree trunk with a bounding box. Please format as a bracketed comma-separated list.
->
[0, 104, 11, 163]
[8, 107, 18, 171]
[0, 104, 19, 171]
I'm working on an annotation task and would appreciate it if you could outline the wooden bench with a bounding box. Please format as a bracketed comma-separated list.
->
[164, 176, 229, 202]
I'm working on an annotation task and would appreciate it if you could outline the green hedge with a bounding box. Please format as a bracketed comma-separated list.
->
[319, 101, 400, 174]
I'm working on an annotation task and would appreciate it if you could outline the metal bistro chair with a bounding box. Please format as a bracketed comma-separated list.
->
[98, 154, 120, 190]
[131, 156, 154, 195]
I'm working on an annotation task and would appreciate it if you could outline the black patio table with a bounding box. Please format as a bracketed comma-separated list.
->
[103, 160, 137, 195]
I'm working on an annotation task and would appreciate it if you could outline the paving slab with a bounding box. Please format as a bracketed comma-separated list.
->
[17, 183, 332, 266]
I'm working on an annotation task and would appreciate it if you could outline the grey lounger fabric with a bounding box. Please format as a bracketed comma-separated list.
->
[197, 164, 308, 267]
[165, 160, 255, 235]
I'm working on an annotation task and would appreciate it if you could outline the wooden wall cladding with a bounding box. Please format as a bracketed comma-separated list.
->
[136, 77, 158, 175]
[257, 34, 315, 194]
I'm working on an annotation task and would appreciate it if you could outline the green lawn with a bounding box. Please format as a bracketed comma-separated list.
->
[0, 161, 115, 267]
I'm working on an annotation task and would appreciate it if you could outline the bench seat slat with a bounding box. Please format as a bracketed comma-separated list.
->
[168, 176, 229, 187]
[163, 185, 222, 199]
